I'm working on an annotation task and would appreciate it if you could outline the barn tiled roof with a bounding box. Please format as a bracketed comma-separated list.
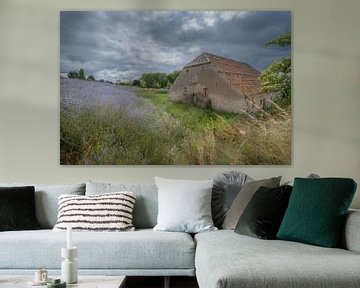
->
[184, 53, 211, 68]
[185, 52, 261, 96]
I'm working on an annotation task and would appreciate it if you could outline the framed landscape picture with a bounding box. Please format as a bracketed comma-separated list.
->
[60, 11, 291, 165]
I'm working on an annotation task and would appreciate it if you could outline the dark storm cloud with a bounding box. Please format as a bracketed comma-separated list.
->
[60, 11, 291, 82]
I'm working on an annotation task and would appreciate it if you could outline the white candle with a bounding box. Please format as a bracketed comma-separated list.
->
[67, 225, 72, 249]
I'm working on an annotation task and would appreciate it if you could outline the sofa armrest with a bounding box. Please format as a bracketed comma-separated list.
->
[342, 209, 360, 253]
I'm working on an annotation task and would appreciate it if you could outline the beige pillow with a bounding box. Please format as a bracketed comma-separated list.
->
[222, 177, 281, 230]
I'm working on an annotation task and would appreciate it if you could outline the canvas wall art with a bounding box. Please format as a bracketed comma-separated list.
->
[60, 11, 291, 165]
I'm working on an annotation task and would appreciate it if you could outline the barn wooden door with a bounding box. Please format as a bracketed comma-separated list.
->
[203, 88, 208, 96]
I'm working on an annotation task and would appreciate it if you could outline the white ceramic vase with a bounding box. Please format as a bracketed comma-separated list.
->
[61, 247, 78, 284]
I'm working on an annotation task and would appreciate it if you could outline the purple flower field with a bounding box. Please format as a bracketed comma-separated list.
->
[60, 78, 184, 165]
[60, 78, 148, 113]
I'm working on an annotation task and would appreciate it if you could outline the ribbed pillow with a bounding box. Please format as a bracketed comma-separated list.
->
[277, 178, 357, 247]
[53, 192, 136, 231]
[212, 171, 250, 228]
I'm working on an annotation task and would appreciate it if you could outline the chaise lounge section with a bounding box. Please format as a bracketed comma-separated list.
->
[195, 215, 360, 288]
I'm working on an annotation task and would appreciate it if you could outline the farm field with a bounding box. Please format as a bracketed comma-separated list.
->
[60, 78, 291, 165]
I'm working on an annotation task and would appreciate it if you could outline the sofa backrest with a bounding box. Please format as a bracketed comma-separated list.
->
[86, 181, 158, 229]
[0, 183, 86, 228]
[341, 209, 360, 253]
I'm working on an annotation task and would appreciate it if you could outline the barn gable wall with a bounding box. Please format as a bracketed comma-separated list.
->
[169, 63, 248, 113]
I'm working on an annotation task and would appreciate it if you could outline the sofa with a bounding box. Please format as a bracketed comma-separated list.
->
[0, 180, 360, 288]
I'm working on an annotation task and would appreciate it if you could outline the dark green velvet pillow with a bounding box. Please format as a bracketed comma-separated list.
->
[277, 178, 357, 247]
[0, 186, 41, 231]
[234, 185, 292, 239]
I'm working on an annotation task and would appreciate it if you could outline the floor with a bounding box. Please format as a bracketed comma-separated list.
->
[126, 276, 199, 288]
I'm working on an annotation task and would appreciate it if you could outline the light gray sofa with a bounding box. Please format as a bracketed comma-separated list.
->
[0, 181, 360, 288]
[195, 212, 360, 288]
[0, 182, 195, 280]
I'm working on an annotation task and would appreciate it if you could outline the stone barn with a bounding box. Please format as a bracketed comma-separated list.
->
[169, 52, 276, 113]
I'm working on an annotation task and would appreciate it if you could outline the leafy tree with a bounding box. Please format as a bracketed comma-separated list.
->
[67, 71, 79, 79]
[67, 68, 88, 81]
[261, 57, 291, 102]
[140, 72, 169, 89]
[167, 70, 180, 84]
[260, 32, 291, 105]
[87, 75, 95, 81]
[133, 79, 141, 86]
[265, 32, 291, 47]
[78, 68, 86, 80]
[158, 73, 169, 88]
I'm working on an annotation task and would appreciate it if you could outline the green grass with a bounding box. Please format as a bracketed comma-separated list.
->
[136, 89, 291, 165]
[60, 105, 185, 165]
[61, 87, 291, 165]
[137, 89, 242, 133]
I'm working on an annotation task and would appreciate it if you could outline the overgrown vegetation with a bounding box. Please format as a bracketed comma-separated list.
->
[137, 90, 291, 165]
[60, 82, 291, 165]
[60, 104, 185, 165]
[261, 32, 291, 105]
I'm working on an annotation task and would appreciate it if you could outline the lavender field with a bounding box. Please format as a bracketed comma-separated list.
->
[61, 78, 144, 111]
[60, 78, 184, 165]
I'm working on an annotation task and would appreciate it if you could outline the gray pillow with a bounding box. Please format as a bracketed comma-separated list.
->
[153, 177, 217, 233]
[86, 181, 158, 229]
[222, 177, 281, 230]
[0, 183, 85, 228]
[212, 171, 251, 228]
[283, 173, 320, 186]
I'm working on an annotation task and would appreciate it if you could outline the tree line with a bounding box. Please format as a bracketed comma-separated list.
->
[66, 68, 180, 89]
[67, 68, 96, 81]
[119, 71, 180, 89]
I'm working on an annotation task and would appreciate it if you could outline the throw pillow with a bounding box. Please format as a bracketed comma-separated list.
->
[153, 177, 217, 233]
[86, 181, 158, 229]
[212, 171, 251, 228]
[277, 178, 357, 248]
[0, 186, 41, 231]
[222, 176, 281, 230]
[283, 173, 320, 186]
[0, 182, 86, 228]
[234, 185, 293, 239]
[53, 192, 136, 231]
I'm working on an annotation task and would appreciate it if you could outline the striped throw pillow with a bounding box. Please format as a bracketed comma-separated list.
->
[53, 192, 136, 231]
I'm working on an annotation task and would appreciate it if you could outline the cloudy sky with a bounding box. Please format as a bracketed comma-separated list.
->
[61, 11, 291, 82]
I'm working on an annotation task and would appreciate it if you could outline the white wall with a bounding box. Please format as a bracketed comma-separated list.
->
[0, 0, 359, 208]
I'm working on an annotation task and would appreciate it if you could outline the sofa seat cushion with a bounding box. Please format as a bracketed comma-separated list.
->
[0, 229, 195, 270]
[195, 230, 360, 288]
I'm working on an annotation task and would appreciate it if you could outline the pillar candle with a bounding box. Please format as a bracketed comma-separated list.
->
[67, 225, 72, 249]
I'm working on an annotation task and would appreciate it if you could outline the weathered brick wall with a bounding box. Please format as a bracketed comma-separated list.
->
[169, 63, 249, 113]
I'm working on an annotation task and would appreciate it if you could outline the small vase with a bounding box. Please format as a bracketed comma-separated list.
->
[61, 247, 78, 284]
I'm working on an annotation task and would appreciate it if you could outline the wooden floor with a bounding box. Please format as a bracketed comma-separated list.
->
[126, 276, 199, 288]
